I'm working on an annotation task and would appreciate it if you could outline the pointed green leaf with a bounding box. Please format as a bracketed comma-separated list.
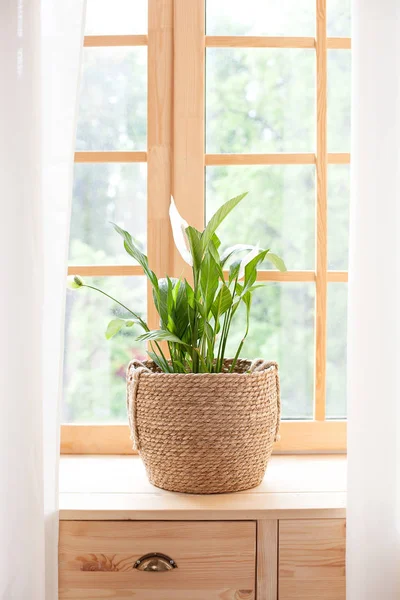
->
[211, 283, 232, 319]
[202, 192, 248, 249]
[147, 350, 171, 373]
[243, 249, 269, 290]
[185, 225, 203, 272]
[211, 232, 221, 249]
[200, 251, 220, 315]
[136, 329, 189, 346]
[112, 223, 158, 289]
[105, 318, 135, 340]
[229, 259, 241, 284]
[265, 252, 287, 272]
[185, 280, 195, 308]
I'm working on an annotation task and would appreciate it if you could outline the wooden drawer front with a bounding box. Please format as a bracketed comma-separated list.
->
[279, 519, 346, 600]
[59, 521, 256, 600]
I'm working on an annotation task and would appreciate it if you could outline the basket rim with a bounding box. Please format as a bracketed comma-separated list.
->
[127, 358, 278, 378]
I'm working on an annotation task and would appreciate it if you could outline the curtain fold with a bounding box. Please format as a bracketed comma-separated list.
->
[347, 1, 400, 598]
[0, 1, 85, 598]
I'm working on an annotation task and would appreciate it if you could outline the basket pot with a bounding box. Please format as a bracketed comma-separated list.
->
[126, 358, 280, 494]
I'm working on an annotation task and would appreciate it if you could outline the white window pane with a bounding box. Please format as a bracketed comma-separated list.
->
[76, 47, 147, 151]
[69, 163, 147, 265]
[326, 283, 347, 418]
[85, 0, 148, 35]
[327, 0, 351, 37]
[328, 50, 351, 152]
[328, 164, 350, 270]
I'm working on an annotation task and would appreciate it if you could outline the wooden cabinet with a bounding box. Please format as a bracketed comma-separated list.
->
[59, 521, 256, 600]
[279, 519, 346, 600]
[59, 455, 347, 599]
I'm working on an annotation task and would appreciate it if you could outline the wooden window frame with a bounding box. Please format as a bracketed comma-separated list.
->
[62, 0, 350, 454]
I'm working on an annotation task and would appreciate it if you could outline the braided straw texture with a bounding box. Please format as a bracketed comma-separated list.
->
[126, 358, 280, 494]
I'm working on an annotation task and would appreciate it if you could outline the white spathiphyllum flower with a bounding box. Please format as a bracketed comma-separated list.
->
[238, 245, 260, 280]
[169, 197, 193, 266]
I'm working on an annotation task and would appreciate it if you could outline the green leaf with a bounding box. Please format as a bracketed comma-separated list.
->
[212, 283, 232, 319]
[202, 192, 248, 249]
[243, 249, 269, 290]
[242, 291, 252, 333]
[246, 283, 266, 293]
[200, 252, 220, 316]
[153, 278, 169, 328]
[137, 329, 189, 346]
[208, 240, 224, 280]
[211, 232, 221, 250]
[185, 226, 203, 272]
[105, 318, 135, 340]
[229, 259, 241, 284]
[171, 278, 190, 339]
[147, 350, 171, 373]
[265, 252, 287, 272]
[112, 223, 159, 289]
[185, 280, 195, 308]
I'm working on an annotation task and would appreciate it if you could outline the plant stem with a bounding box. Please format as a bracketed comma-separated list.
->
[84, 283, 172, 372]
[83, 284, 149, 332]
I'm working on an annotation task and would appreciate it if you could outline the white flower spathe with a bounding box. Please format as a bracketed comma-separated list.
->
[169, 197, 193, 266]
[238, 245, 260, 280]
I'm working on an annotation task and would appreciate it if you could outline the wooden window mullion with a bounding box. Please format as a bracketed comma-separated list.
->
[147, 0, 174, 328]
[172, 0, 205, 278]
[315, 0, 328, 421]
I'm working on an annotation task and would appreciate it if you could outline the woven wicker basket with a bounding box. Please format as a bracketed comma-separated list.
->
[126, 358, 280, 494]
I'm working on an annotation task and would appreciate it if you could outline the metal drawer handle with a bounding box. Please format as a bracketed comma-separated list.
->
[133, 552, 177, 572]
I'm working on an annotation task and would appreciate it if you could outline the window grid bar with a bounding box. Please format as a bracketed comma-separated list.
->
[206, 153, 350, 165]
[315, 0, 328, 421]
[206, 36, 350, 49]
[67, 265, 348, 283]
[74, 151, 147, 163]
[73, 152, 350, 165]
[84, 34, 148, 47]
[82, 34, 351, 50]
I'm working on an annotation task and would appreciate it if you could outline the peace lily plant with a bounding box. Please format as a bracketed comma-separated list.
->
[69, 193, 286, 374]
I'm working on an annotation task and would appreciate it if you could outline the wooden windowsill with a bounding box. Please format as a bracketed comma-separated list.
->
[59, 454, 346, 521]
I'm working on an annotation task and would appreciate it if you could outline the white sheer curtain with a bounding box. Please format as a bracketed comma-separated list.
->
[0, 1, 85, 598]
[347, 1, 400, 598]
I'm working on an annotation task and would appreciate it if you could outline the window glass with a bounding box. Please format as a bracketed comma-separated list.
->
[63, 277, 147, 423]
[76, 47, 147, 151]
[328, 50, 351, 152]
[225, 283, 315, 419]
[326, 283, 348, 418]
[206, 0, 314, 36]
[327, 0, 351, 37]
[69, 163, 147, 265]
[85, 0, 148, 34]
[328, 165, 350, 270]
[206, 48, 315, 153]
[206, 165, 315, 270]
